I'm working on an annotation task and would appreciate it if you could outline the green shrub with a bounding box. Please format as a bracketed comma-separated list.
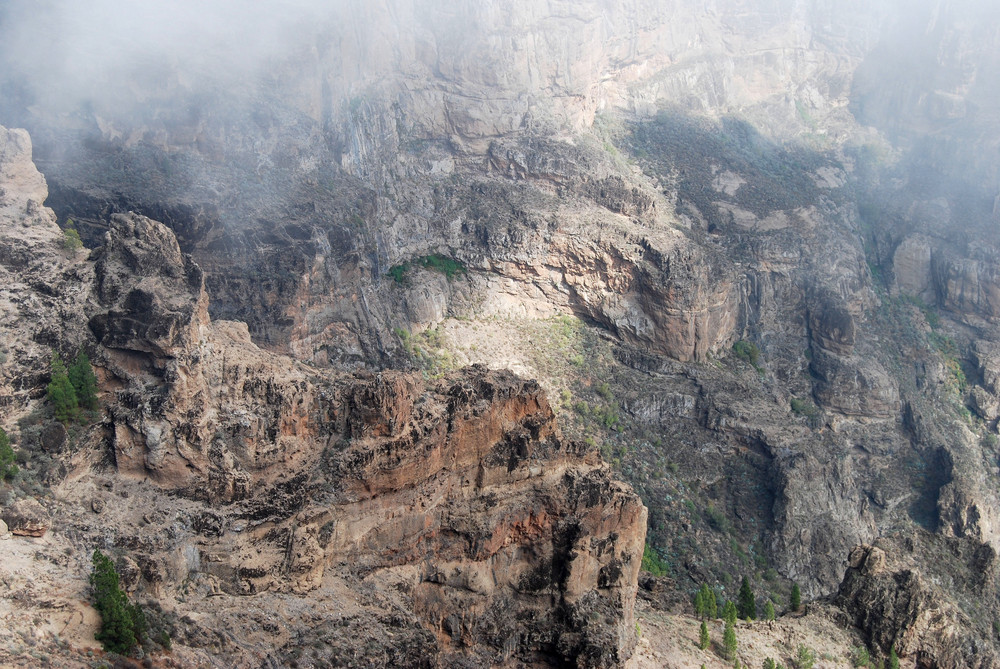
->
[596, 382, 614, 402]
[387, 254, 467, 284]
[641, 543, 670, 577]
[733, 340, 761, 369]
[790, 397, 819, 418]
[887, 647, 899, 669]
[763, 600, 775, 621]
[387, 264, 408, 283]
[790, 583, 801, 612]
[0, 427, 17, 481]
[90, 550, 146, 654]
[794, 644, 816, 669]
[62, 220, 83, 251]
[850, 646, 871, 667]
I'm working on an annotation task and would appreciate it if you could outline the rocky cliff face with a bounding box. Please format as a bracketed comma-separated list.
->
[3, 0, 1000, 666]
[0, 127, 646, 667]
[835, 539, 1000, 668]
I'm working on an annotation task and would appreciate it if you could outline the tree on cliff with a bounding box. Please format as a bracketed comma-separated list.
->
[68, 350, 99, 412]
[763, 599, 776, 621]
[790, 583, 801, 612]
[699, 620, 710, 650]
[90, 549, 146, 654]
[47, 354, 78, 423]
[737, 576, 756, 620]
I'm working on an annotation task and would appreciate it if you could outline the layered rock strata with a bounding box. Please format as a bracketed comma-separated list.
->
[0, 125, 648, 667]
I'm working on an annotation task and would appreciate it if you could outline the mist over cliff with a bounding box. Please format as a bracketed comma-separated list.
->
[2, 1, 1000, 667]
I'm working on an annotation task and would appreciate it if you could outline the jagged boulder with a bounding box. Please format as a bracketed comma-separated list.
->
[2, 498, 50, 537]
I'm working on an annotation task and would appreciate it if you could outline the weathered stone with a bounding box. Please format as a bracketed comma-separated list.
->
[836, 542, 999, 668]
[39, 422, 66, 453]
[2, 498, 49, 537]
[810, 349, 899, 418]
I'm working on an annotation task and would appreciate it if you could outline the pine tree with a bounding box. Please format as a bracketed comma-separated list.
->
[723, 620, 738, 661]
[738, 576, 756, 620]
[47, 354, 78, 423]
[90, 549, 144, 654]
[888, 646, 899, 669]
[0, 426, 17, 481]
[699, 620, 710, 650]
[763, 599, 776, 621]
[68, 350, 99, 412]
[695, 583, 717, 619]
[708, 586, 718, 619]
[723, 599, 738, 625]
[694, 586, 707, 618]
[790, 583, 801, 612]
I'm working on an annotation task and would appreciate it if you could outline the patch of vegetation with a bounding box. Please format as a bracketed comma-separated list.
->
[795, 99, 817, 129]
[0, 427, 17, 481]
[793, 644, 816, 669]
[929, 331, 967, 393]
[705, 503, 735, 535]
[628, 109, 827, 227]
[640, 542, 670, 577]
[790, 397, 819, 418]
[732, 340, 762, 371]
[90, 549, 146, 654]
[62, 219, 83, 251]
[46, 350, 100, 424]
[46, 354, 78, 424]
[398, 326, 458, 379]
[900, 293, 941, 329]
[387, 254, 467, 284]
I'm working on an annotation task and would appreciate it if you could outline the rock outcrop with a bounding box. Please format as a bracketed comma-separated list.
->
[0, 126, 648, 666]
[1, 498, 49, 537]
[835, 541, 1000, 669]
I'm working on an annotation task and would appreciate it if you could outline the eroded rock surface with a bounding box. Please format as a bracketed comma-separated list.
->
[0, 130, 647, 666]
[835, 540, 1000, 669]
